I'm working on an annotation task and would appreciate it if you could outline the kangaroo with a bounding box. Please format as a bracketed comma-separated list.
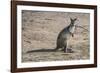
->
[55, 18, 77, 53]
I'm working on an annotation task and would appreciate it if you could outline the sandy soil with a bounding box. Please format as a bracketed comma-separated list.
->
[22, 10, 90, 62]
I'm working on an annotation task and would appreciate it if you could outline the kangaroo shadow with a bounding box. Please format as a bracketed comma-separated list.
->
[26, 48, 57, 53]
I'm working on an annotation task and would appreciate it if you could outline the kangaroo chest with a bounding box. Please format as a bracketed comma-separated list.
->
[69, 26, 75, 34]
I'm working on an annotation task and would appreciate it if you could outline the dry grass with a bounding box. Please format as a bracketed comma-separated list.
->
[22, 10, 90, 62]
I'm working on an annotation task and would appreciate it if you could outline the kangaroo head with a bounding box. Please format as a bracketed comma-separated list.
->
[70, 18, 77, 25]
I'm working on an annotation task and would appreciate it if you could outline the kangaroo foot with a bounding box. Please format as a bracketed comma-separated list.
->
[64, 48, 74, 53]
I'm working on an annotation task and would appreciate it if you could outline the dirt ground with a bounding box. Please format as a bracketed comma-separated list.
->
[22, 10, 90, 62]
